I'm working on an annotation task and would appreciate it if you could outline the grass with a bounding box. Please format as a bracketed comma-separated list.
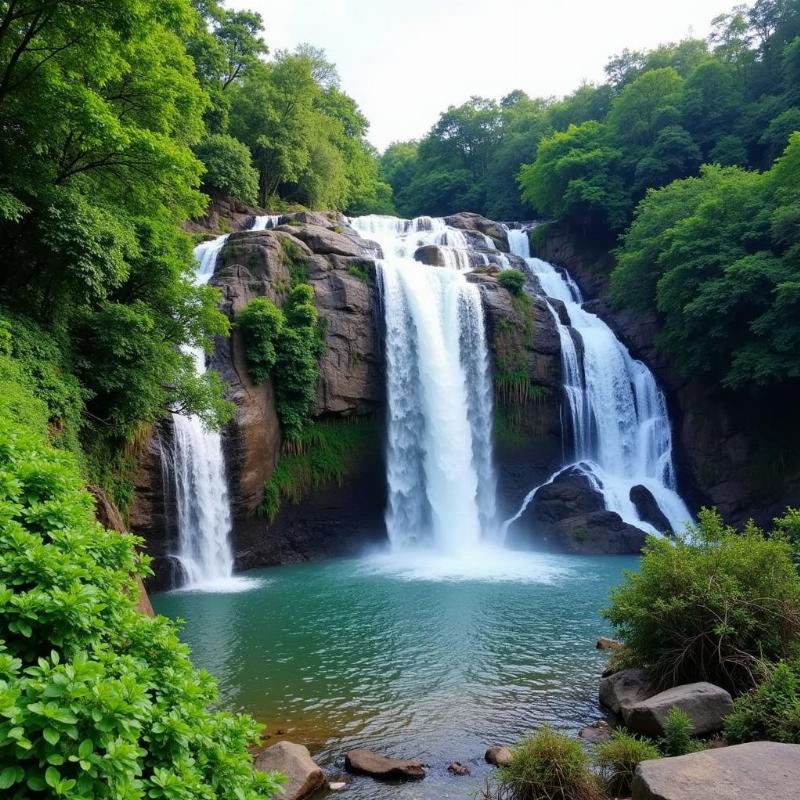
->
[346, 262, 372, 283]
[280, 238, 309, 285]
[262, 418, 378, 522]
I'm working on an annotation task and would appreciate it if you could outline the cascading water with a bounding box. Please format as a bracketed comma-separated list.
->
[350, 215, 497, 551]
[170, 234, 236, 589]
[504, 229, 691, 534]
[252, 214, 282, 230]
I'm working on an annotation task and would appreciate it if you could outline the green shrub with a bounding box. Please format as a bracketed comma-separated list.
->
[237, 298, 285, 384]
[498, 269, 526, 296]
[774, 508, 800, 572]
[594, 730, 660, 796]
[604, 508, 800, 692]
[0, 393, 281, 798]
[497, 727, 602, 800]
[724, 661, 800, 744]
[195, 134, 259, 205]
[659, 707, 705, 756]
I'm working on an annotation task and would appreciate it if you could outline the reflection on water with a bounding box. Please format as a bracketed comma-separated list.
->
[153, 552, 636, 799]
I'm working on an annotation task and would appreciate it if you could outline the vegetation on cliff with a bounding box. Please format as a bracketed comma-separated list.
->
[0, 355, 279, 798]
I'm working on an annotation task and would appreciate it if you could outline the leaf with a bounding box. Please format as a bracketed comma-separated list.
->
[0, 767, 21, 789]
[45, 766, 60, 788]
[44, 726, 60, 745]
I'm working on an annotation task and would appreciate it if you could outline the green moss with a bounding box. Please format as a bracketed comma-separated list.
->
[346, 262, 372, 283]
[280, 238, 309, 285]
[262, 418, 378, 522]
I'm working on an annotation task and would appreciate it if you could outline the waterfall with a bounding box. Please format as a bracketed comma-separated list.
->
[252, 214, 282, 230]
[350, 215, 497, 551]
[169, 234, 236, 589]
[505, 229, 691, 534]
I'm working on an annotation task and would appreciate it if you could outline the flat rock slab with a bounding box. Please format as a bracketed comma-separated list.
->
[254, 741, 324, 800]
[623, 682, 732, 737]
[632, 741, 800, 799]
[345, 749, 425, 780]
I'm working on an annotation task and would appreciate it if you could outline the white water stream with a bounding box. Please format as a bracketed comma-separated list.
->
[504, 229, 691, 535]
[351, 215, 497, 551]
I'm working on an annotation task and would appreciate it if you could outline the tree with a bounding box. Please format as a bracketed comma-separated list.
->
[195, 133, 259, 203]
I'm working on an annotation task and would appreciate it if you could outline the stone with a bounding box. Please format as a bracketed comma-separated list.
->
[623, 682, 733, 737]
[345, 749, 425, 780]
[254, 741, 324, 800]
[448, 762, 471, 775]
[445, 212, 510, 251]
[413, 244, 446, 266]
[631, 741, 800, 800]
[275, 222, 374, 258]
[579, 720, 613, 742]
[328, 782, 346, 791]
[599, 668, 655, 715]
[485, 746, 513, 767]
[630, 485, 672, 533]
[597, 637, 623, 650]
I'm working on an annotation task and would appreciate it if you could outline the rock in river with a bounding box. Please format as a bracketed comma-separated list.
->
[485, 746, 513, 767]
[599, 667, 655, 715]
[623, 682, 733, 737]
[254, 741, 324, 800]
[345, 749, 425, 780]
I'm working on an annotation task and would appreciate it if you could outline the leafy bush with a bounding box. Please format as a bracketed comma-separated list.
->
[496, 727, 602, 800]
[195, 134, 260, 205]
[237, 298, 285, 384]
[604, 508, 800, 692]
[724, 661, 800, 744]
[659, 707, 705, 756]
[594, 730, 660, 796]
[0, 388, 281, 798]
[498, 269, 526, 296]
[237, 286, 323, 444]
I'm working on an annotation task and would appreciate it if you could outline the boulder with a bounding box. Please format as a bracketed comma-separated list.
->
[447, 762, 471, 775]
[276, 222, 373, 257]
[631, 741, 800, 800]
[597, 637, 623, 650]
[345, 749, 425, 780]
[485, 746, 513, 767]
[445, 212, 509, 251]
[254, 741, 324, 800]
[623, 682, 733, 737]
[599, 668, 655, 715]
[579, 720, 613, 743]
[413, 244, 446, 266]
[630, 485, 672, 533]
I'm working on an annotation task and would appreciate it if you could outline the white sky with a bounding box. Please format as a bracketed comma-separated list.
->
[230, 0, 730, 151]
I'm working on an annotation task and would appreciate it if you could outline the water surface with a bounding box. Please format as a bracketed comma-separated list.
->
[153, 552, 636, 798]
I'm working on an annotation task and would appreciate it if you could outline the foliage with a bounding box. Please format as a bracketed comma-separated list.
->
[603, 508, 800, 692]
[593, 730, 660, 796]
[0, 375, 281, 799]
[261, 419, 377, 522]
[724, 661, 800, 743]
[495, 727, 602, 800]
[195, 133, 259, 204]
[237, 286, 323, 444]
[611, 134, 800, 394]
[658, 707, 706, 756]
[498, 269, 526, 295]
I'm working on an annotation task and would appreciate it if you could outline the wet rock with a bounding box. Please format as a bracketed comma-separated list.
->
[630, 485, 672, 533]
[329, 782, 347, 791]
[276, 222, 373, 257]
[597, 637, 623, 650]
[445, 212, 509, 251]
[485, 746, 513, 767]
[579, 720, 613, 743]
[413, 244, 446, 266]
[448, 762, 471, 776]
[600, 668, 655, 715]
[631, 741, 800, 800]
[254, 741, 325, 800]
[345, 749, 425, 780]
[623, 682, 733, 737]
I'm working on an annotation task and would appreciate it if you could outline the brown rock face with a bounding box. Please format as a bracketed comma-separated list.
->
[254, 741, 325, 800]
[446, 212, 510, 251]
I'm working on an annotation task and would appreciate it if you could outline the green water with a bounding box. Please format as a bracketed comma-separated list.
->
[153, 550, 636, 798]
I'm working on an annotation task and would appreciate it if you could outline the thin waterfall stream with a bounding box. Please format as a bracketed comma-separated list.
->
[503, 228, 691, 535]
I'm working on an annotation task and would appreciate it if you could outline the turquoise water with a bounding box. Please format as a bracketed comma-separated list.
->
[153, 550, 636, 798]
